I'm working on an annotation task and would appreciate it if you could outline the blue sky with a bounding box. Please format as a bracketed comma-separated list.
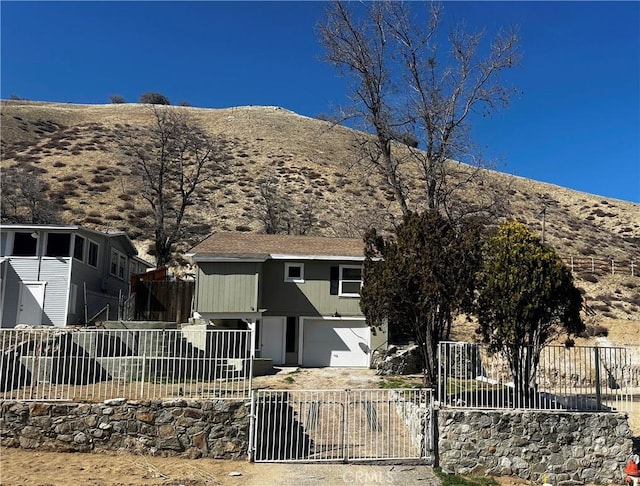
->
[2, 1, 639, 203]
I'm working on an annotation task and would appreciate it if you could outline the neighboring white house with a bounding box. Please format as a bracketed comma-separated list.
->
[0, 224, 152, 328]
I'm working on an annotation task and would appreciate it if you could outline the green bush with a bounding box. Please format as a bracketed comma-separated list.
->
[139, 92, 170, 105]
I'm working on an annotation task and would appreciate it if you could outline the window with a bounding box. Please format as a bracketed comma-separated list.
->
[46, 233, 71, 257]
[87, 240, 99, 267]
[284, 263, 304, 283]
[339, 265, 362, 297]
[110, 249, 127, 279]
[12, 232, 38, 256]
[73, 235, 85, 261]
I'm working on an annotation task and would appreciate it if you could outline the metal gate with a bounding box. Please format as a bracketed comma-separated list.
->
[250, 388, 433, 463]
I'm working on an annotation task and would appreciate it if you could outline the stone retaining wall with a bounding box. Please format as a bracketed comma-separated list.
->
[438, 409, 633, 485]
[0, 398, 249, 459]
[390, 390, 430, 456]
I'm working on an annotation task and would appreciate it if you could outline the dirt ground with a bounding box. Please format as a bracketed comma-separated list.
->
[2, 319, 639, 486]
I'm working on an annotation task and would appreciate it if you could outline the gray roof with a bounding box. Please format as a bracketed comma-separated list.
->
[189, 232, 364, 261]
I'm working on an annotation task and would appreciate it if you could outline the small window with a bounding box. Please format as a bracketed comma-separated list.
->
[46, 233, 71, 257]
[339, 265, 362, 297]
[12, 232, 38, 256]
[87, 240, 99, 267]
[284, 263, 304, 283]
[73, 235, 85, 261]
[110, 248, 127, 279]
[118, 254, 126, 279]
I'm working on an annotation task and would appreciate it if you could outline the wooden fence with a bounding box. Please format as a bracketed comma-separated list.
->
[563, 256, 636, 277]
[131, 280, 194, 323]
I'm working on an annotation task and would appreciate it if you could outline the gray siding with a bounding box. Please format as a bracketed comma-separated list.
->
[1, 264, 22, 328]
[196, 262, 260, 313]
[5, 258, 40, 281]
[0, 257, 70, 327]
[39, 258, 71, 326]
[0, 233, 7, 255]
[261, 260, 362, 317]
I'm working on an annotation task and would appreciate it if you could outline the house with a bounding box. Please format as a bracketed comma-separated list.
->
[187, 232, 387, 368]
[0, 224, 152, 328]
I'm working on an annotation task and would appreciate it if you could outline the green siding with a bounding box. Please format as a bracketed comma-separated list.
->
[196, 261, 260, 313]
[261, 260, 362, 317]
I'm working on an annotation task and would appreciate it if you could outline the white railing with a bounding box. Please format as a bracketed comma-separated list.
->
[438, 341, 634, 412]
[0, 328, 253, 401]
[251, 388, 432, 463]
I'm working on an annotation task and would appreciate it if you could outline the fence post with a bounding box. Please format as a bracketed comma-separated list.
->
[591, 258, 595, 273]
[343, 390, 350, 462]
[570, 256, 574, 273]
[140, 354, 146, 398]
[594, 348, 602, 410]
[611, 260, 615, 276]
[248, 390, 256, 462]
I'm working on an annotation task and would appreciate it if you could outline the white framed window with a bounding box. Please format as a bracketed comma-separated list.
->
[110, 248, 127, 279]
[73, 235, 86, 261]
[339, 265, 362, 297]
[87, 240, 99, 268]
[284, 262, 304, 283]
[45, 233, 72, 257]
[11, 232, 38, 256]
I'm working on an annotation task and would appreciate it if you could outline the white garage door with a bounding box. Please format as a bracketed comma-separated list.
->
[301, 319, 370, 367]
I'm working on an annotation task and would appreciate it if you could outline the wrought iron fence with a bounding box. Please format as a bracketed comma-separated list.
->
[0, 328, 253, 401]
[250, 388, 433, 463]
[437, 341, 634, 412]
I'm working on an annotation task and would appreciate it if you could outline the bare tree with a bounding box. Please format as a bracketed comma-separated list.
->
[118, 105, 230, 266]
[319, 1, 520, 220]
[258, 176, 316, 235]
[0, 166, 61, 224]
[319, 1, 409, 215]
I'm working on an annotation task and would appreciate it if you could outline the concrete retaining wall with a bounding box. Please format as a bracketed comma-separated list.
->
[438, 409, 633, 484]
[0, 398, 249, 459]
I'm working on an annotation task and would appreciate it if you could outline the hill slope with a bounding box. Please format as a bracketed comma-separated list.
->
[2, 100, 639, 323]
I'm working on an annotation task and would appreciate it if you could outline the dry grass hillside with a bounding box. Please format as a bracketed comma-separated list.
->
[1, 100, 639, 329]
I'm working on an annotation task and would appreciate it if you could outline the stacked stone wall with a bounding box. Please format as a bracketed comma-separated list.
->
[438, 409, 633, 485]
[0, 398, 249, 459]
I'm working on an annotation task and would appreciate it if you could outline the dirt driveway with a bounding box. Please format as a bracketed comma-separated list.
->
[0, 448, 441, 485]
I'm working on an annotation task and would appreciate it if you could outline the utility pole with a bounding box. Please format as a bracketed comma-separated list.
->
[539, 207, 547, 244]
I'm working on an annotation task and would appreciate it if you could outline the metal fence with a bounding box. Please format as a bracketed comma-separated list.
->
[250, 388, 433, 463]
[438, 341, 634, 412]
[0, 328, 253, 401]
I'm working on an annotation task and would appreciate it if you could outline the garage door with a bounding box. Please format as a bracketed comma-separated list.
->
[301, 319, 370, 367]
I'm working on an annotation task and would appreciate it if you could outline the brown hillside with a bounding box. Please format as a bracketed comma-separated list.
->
[1, 100, 639, 326]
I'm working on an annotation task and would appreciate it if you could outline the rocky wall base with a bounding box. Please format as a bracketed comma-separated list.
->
[0, 399, 249, 460]
[438, 409, 633, 485]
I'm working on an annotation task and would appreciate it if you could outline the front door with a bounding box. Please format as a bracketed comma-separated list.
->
[17, 281, 46, 325]
[261, 317, 285, 365]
